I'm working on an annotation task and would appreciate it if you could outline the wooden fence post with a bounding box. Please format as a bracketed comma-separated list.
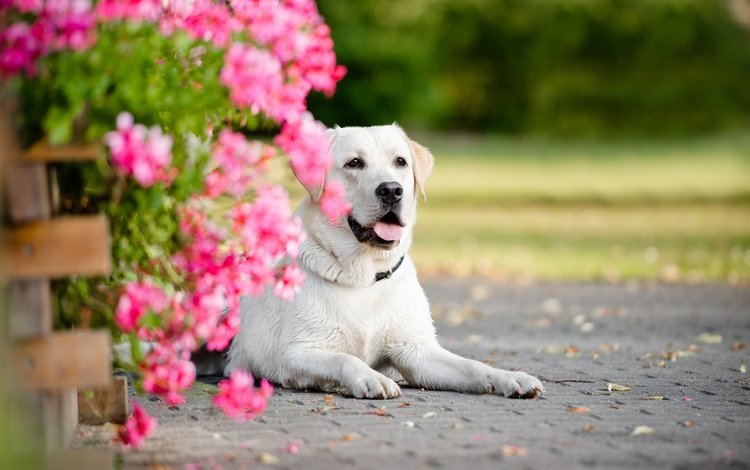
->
[3, 140, 117, 466]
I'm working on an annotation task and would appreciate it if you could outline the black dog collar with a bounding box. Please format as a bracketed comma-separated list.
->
[375, 255, 405, 283]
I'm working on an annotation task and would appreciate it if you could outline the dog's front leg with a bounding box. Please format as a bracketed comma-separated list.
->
[283, 348, 402, 399]
[393, 343, 543, 398]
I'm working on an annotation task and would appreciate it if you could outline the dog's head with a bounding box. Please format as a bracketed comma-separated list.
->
[296, 124, 434, 251]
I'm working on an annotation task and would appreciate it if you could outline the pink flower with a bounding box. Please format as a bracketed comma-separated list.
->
[274, 263, 305, 301]
[95, 0, 161, 22]
[171, 0, 242, 47]
[319, 180, 351, 224]
[12, 0, 44, 14]
[104, 112, 174, 187]
[115, 280, 168, 332]
[214, 370, 273, 421]
[206, 307, 239, 351]
[233, 0, 346, 96]
[0, 22, 44, 77]
[205, 129, 275, 198]
[219, 43, 306, 122]
[49, 0, 97, 51]
[141, 345, 196, 405]
[0, 0, 98, 78]
[290, 22, 346, 96]
[116, 402, 157, 449]
[229, 186, 306, 264]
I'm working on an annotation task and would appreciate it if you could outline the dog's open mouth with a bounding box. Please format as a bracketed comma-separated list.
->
[348, 212, 405, 246]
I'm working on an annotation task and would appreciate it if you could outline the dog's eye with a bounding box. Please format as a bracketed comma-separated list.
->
[394, 157, 408, 167]
[345, 158, 364, 169]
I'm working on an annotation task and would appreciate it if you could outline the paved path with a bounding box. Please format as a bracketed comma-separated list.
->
[73, 280, 750, 469]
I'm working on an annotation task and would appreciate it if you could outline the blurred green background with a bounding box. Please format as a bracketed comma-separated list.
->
[303, 0, 750, 282]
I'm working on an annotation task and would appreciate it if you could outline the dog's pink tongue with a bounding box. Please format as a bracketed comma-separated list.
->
[373, 222, 402, 241]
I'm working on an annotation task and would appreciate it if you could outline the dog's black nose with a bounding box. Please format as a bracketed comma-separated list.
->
[376, 182, 403, 205]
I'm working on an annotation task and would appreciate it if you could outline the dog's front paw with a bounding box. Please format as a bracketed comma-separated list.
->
[486, 371, 544, 399]
[350, 372, 402, 399]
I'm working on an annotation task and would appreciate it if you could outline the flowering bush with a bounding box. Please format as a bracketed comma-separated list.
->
[1, 0, 347, 448]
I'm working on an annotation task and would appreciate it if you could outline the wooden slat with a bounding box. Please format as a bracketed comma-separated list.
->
[11, 389, 82, 452]
[43, 389, 79, 450]
[78, 376, 128, 425]
[4, 163, 51, 222]
[12, 331, 111, 391]
[3, 215, 111, 279]
[9, 279, 52, 339]
[24, 140, 100, 162]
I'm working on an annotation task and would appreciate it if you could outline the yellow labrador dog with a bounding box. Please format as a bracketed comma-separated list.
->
[226, 125, 543, 399]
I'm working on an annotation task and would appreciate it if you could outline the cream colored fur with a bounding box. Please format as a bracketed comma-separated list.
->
[226, 125, 543, 399]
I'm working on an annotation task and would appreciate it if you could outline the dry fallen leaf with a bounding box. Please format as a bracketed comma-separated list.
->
[598, 343, 620, 353]
[740, 364, 747, 374]
[648, 396, 664, 401]
[398, 402, 411, 408]
[526, 318, 551, 329]
[675, 350, 697, 359]
[630, 425, 654, 437]
[500, 445, 529, 457]
[695, 333, 723, 344]
[324, 394, 337, 405]
[582, 423, 595, 433]
[564, 345, 581, 357]
[257, 452, 280, 465]
[731, 341, 747, 351]
[566, 406, 590, 413]
[539, 344, 563, 354]
[341, 433, 363, 443]
[422, 411, 437, 419]
[680, 420, 694, 428]
[607, 382, 632, 392]
[365, 407, 392, 418]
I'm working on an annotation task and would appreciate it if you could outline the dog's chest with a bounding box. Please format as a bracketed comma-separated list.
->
[333, 288, 394, 366]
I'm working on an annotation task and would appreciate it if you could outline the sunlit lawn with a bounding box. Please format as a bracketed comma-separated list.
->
[410, 132, 750, 282]
[412, 203, 749, 282]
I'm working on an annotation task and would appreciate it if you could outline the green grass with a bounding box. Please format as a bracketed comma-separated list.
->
[412, 204, 750, 281]
[410, 132, 750, 282]
[421, 131, 750, 206]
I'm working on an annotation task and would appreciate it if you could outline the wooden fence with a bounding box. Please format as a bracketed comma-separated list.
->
[3, 140, 122, 467]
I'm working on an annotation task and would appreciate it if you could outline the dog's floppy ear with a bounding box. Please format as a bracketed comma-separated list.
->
[408, 138, 434, 201]
[293, 167, 325, 203]
[291, 127, 340, 202]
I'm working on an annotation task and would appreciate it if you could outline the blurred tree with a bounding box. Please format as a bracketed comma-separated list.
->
[309, 0, 750, 137]
[308, 1, 442, 128]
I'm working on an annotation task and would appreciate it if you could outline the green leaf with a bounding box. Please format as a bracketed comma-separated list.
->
[128, 332, 144, 363]
[140, 311, 163, 330]
[43, 107, 74, 145]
